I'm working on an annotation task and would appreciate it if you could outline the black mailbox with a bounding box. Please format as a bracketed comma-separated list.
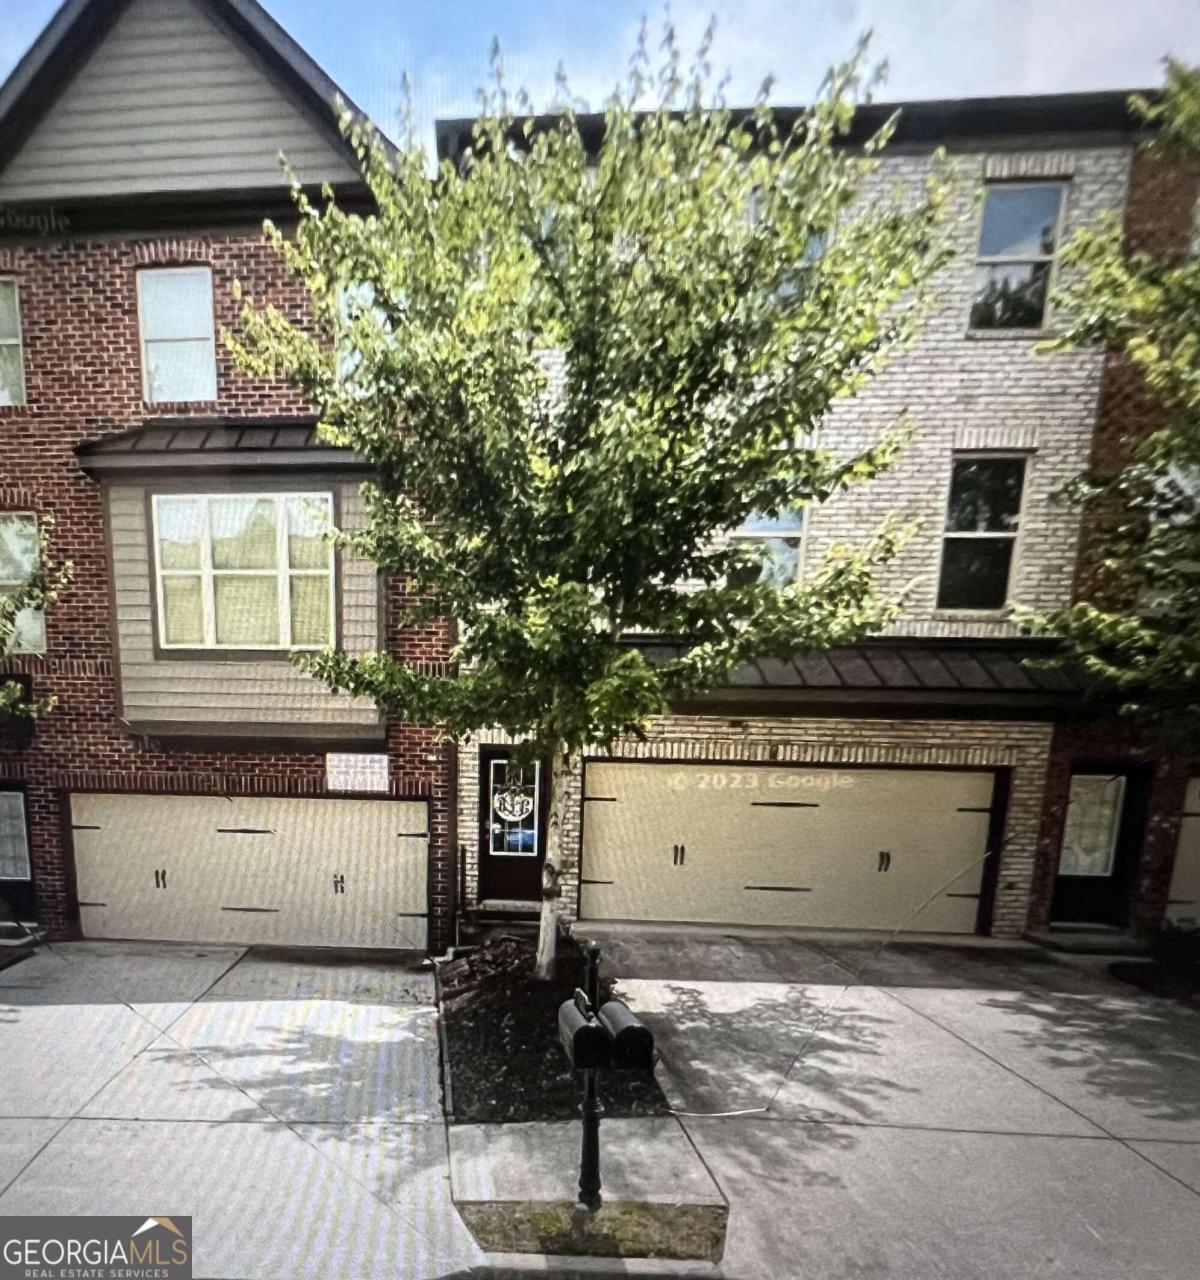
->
[558, 999, 613, 1069]
[597, 999, 655, 1070]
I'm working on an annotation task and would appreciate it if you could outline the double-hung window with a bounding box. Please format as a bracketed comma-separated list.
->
[969, 183, 1065, 331]
[0, 791, 31, 882]
[728, 508, 806, 588]
[0, 512, 45, 653]
[936, 456, 1026, 610]
[0, 279, 25, 406]
[153, 493, 334, 650]
[137, 267, 217, 403]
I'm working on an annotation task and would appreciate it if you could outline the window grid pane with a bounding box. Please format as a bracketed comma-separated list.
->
[0, 514, 43, 654]
[488, 758, 541, 856]
[154, 494, 334, 649]
[0, 281, 19, 340]
[0, 792, 31, 881]
[0, 338, 25, 407]
[945, 458, 1025, 533]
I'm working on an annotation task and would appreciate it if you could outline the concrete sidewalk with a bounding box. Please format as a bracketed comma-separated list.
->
[597, 927, 1200, 1279]
[0, 941, 484, 1280]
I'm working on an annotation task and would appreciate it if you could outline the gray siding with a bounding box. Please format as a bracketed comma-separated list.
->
[0, 0, 358, 202]
[108, 480, 383, 734]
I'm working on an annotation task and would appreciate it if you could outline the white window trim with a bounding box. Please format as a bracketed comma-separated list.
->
[971, 181, 1068, 330]
[136, 266, 217, 404]
[935, 452, 1029, 614]
[0, 791, 31, 882]
[151, 492, 336, 651]
[0, 510, 44, 654]
[487, 757, 542, 858]
[0, 277, 26, 407]
[1060, 773, 1126, 879]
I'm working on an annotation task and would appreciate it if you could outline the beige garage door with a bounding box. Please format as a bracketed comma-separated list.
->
[71, 793, 428, 949]
[580, 762, 996, 933]
[1167, 777, 1200, 926]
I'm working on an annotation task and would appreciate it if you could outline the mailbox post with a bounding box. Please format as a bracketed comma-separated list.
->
[556, 940, 655, 1214]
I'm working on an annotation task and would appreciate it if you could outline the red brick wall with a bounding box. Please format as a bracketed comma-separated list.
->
[0, 227, 457, 950]
[1030, 144, 1199, 933]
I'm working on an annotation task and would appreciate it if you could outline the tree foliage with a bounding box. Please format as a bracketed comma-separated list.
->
[230, 33, 952, 760]
[1, 516, 72, 718]
[1018, 61, 1200, 738]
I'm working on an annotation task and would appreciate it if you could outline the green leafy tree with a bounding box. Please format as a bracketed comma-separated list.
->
[1018, 62, 1200, 738]
[1, 517, 72, 719]
[230, 33, 952, 975]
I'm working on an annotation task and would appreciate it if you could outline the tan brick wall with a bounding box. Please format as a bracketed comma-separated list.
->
[808, 145, 1133, 638]
[461, 716, 1053, 938]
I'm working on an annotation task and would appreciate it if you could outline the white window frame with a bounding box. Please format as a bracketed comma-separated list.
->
[151, 492, 336, 651]
[970, 181, 1068, 331]
[136, 266, 217, 404]
[0, 510, 44, 654]
[0, 277, 26, 407]
[936, 452, 1029, 613]
[0, 790, 31, 882]
[487, 757, 542, 858]
[728, 507, 808, 586]
[1060, 773, 1126, 878]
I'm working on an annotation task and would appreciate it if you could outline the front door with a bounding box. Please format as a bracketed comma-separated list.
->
[477, 750, 547, 903]
[1051, 767, 1149, 926]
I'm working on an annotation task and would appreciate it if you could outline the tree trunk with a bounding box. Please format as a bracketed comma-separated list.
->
[534, 746, 575, 981]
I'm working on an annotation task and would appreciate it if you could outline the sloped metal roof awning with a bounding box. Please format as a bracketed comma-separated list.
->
[75, 418, 370, 477]
[632, 637, 1092, 720]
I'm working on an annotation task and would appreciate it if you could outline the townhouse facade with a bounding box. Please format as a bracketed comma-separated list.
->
[0, 0, 458, 951]
[0, 0, 1195, 956]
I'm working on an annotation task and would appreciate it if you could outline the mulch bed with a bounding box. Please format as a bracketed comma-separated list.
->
[438, 932, 672, 1124]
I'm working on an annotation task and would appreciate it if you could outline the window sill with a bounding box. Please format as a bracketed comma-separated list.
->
[152, 648, 306, 664]
[963, 328, 1057, 342]
[141, 399, 220, 414]
[931, 609, 1014, 622]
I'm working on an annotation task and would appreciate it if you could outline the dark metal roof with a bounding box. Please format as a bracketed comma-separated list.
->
[436, 88, 1154, 164]
[0, 0, 391, 191]
[75, 418, 369, 476]
[630, 637, 1092, 720]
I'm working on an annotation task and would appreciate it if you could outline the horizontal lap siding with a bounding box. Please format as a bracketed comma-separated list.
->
[0, 0, 358, 201]
[109, 481, 381, 729]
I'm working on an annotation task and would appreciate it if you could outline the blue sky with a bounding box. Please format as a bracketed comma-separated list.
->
[2, 0, 1199, 153]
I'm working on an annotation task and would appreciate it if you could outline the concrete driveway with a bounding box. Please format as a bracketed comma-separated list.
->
[0, 940, 484, 1280]
[601, 927, 1200, 1280]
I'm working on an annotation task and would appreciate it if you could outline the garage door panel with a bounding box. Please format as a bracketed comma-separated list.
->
[70, 793, 428, 949]
[580, 762, 996, 933]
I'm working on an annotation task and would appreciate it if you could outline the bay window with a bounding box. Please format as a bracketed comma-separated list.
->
[153, 493, 334, 650]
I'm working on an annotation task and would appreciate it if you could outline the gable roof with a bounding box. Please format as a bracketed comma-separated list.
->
[0, 0, 390, 203]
